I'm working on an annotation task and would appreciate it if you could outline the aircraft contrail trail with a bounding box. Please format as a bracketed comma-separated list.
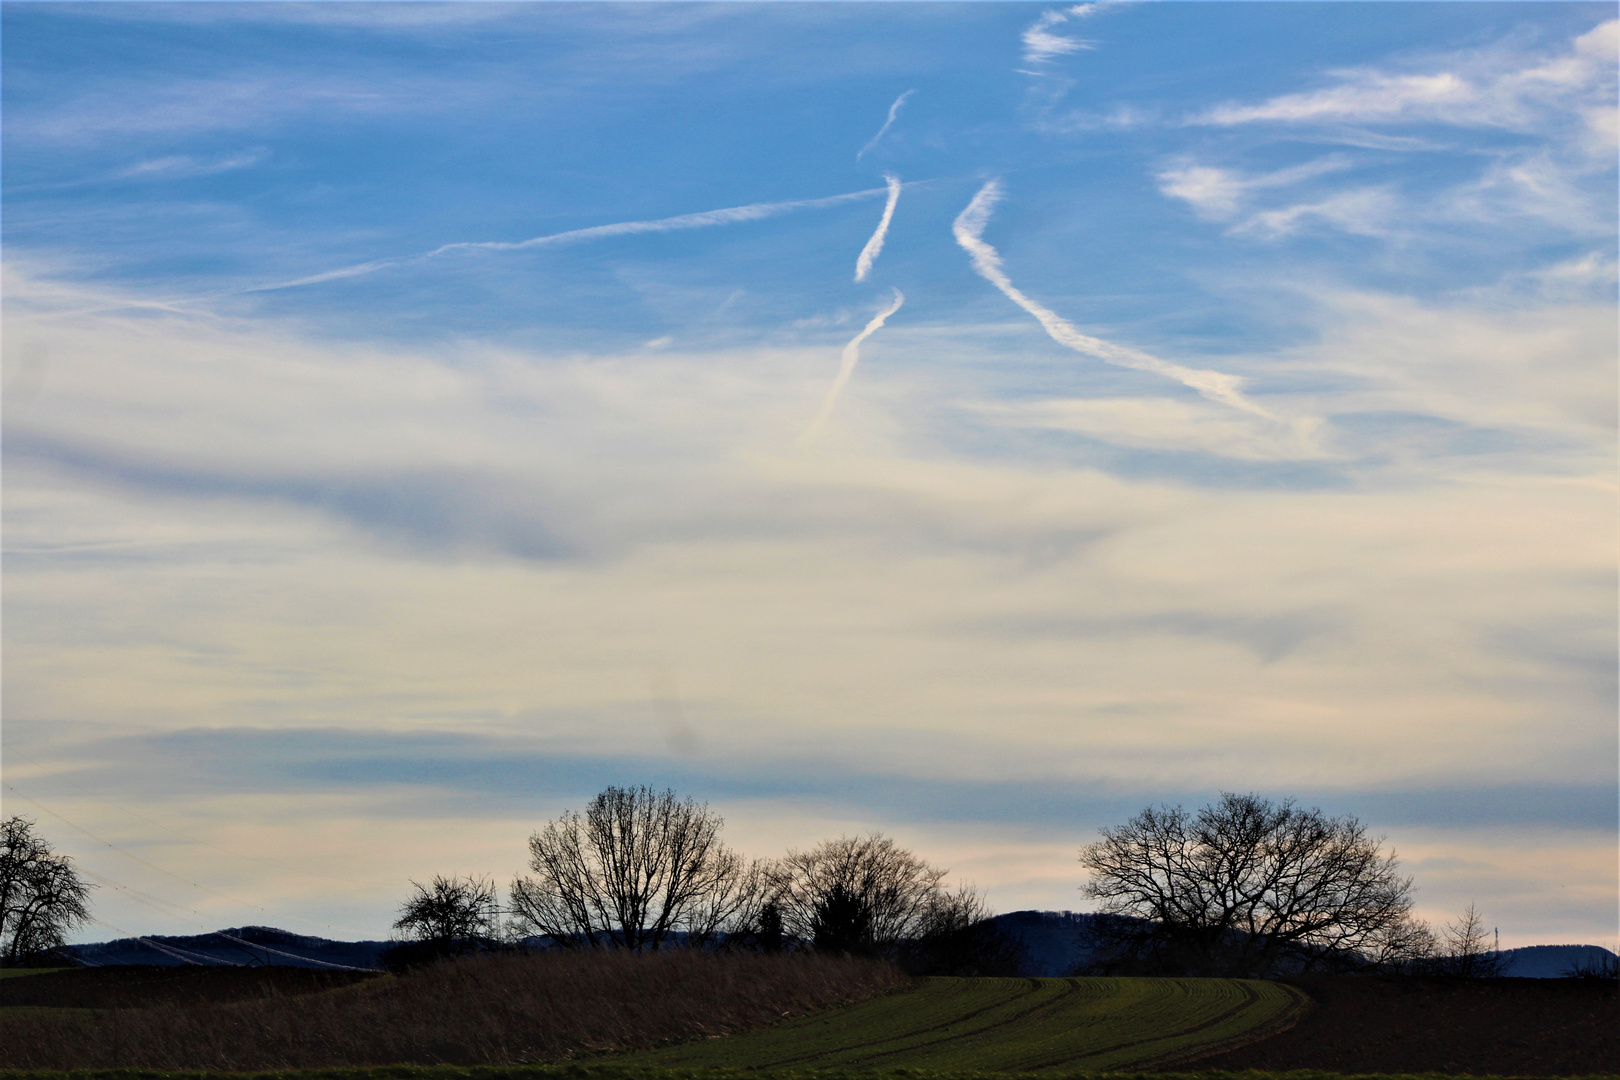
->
[241, 186, 893, 295]
[854, 174, 902, 283]
[802, 288, 905, 443]
[857, 90, 914, 162]
[952, 179, 1274, 418]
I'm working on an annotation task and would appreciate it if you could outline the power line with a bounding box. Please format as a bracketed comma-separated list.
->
[3, 783, 384, 943]
[75, 868, 373, 969]
[5, 783, 274, 913]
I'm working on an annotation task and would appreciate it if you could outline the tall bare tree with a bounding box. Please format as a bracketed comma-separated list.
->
[1434, 903, 1504, 977]
[1, 817, 93, 966]
[772, 833, 950, 955]
[1079, 792, 1422, 977]
[509, 786, 764, 951]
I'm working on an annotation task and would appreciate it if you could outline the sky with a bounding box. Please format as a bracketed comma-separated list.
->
[2, 1, 1615, 952]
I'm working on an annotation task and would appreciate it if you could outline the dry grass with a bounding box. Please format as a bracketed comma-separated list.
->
[0, 950, 905, 1070]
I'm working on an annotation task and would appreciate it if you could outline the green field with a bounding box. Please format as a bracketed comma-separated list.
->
[622, 976, 1308, 1072]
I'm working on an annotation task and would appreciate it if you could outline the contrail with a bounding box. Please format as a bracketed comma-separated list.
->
[854, 173, 902, 283]
[802, 288, 905, 443]
[242, 186, 892, 295]
[952, 179, 1273, 419]
[856, 90, 914, 162]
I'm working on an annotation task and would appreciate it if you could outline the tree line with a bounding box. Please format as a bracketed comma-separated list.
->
[389, 786, 1509, 978]
[391, 785, 1016, 974]
[2, 789, 1534, 978]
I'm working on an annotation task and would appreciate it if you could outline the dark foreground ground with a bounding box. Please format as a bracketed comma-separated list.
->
[0, 965, 384, 1009]
[1196, 975, 1618, 1075]
[2, 965, 1616, 1076]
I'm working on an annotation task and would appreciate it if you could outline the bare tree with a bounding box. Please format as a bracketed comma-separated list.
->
[394, 875, 500, 945]
[773, 833, 950, 956]
[1079, 793, 1423, 977]
[900, 884, 1026, 976]
[1, 817, 94, 966]
[509, 785, 764, 951]
[1434, 903, 1504, 977]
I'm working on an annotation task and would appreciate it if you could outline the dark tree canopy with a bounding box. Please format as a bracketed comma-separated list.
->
[773, 832, 949, 955]
[510, 785, 765, 951]
[393, 874, 499, 945]
[1079, 792, 1421, 977]
[1, 817, 93, 966]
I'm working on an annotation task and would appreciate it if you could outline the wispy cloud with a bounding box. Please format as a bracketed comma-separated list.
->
[1157, 156, 1353, 221]
[1021, 4, 1102, 66]
[1194, 19, 1618, 152]
[112, 150, 270, 181]
[853, 174, 902, 283]
[244, 186, 891, 295]
[856, 90, 914, 162]
[951, 180, 1279, 422]
[4, 150, 270, 195]
[1232, 186, 1399, 240]
[801, 289, 905, 443]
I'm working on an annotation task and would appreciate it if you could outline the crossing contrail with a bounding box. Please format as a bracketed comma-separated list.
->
[802, 288, 905, 443]
[241, 186, 893, 295]
[854, 174, 902, 282]
[952, 179, 1273, 418]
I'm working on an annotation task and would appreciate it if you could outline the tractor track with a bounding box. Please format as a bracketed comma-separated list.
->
[746, 977, 1051, 1067]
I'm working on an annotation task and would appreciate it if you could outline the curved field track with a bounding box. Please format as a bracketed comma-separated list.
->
[627, 975, 1308, 1071]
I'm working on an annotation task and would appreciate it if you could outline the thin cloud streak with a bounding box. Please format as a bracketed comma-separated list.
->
[951, 179, 1275, 420]
[854, 174, 902, 283]
[801, 288, 905, 443]
[243, 186, 892, 295]
[856, 90, 914, 162]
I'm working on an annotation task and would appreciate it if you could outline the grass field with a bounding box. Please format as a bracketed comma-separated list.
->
[622, 976, 1309, 1072]
[3, 1068, 1607, 1080]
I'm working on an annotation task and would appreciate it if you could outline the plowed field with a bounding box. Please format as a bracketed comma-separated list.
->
[626, 975, 1308, 1071]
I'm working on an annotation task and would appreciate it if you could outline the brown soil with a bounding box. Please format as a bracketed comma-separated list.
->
[0, 964, 384, 1009]
[1194, 975, 1619, 1076]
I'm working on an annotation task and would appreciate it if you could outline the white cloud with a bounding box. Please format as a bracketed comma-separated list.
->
[1168, 22, 1616, 244]
[1232, 186, 1399, 240]
[977, 396, 1325, 462]
[1289, 286, 1618, 453]
[1157, 156, 1353, 221]
[1020, 4, 1102, 66]
[1196, 19, 1619, 152]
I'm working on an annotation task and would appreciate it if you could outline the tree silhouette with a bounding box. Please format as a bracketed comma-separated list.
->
[510, 785, 766, 951]
[1080, 793, 1424, 977]
[1, 817, 93, 966]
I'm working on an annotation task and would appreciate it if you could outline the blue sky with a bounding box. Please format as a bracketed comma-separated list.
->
[3, 2, 1616, 949]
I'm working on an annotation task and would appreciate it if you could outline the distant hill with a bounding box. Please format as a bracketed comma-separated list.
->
[67, 926, 389, 969]
[987, 910, 1619, 979]
[1497, 943, 1618, 978]
[62, 918, 1617, 978]
[988, 910, 1101, 976]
